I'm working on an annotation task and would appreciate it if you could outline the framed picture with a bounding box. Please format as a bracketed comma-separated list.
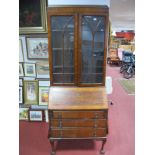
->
[19, 39, 24, 62]
[26, 36, 48, 59]
[19, 108, 29, 120]
[20, 36, 37, 63]
[36, 62, 49, 78]
[39, 80, 50, 86]
[24, 63, 36, 77]
[24, 80, 39, 105]
[19, 78, 23, 86]
[39, 86, 49, 105]
[28, 109, 44, 121]
[31, 105, 48, 109]
[19, 86, 23, 104]
[19, 63, 24, 77]
[19, 0, 47, 34]
[24, 77, 35, 81]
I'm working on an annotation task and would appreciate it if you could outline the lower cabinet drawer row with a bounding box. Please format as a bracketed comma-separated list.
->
[48, 110, 108, 139]
[50, 119, 107, 128]
[50, 111, 108, 119]
[50, 128, 107, 138]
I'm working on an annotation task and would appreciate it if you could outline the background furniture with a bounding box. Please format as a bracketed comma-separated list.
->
[107, 48, 121, 65]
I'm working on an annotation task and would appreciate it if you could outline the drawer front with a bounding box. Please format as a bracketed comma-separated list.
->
[50, 128, 107, 138]
[51, 119, 107, 128]
[52, 111, 107, 119]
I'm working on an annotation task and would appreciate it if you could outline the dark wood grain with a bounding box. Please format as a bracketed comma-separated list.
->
[51, 119, 107, 128]
[50, 128, 107, 138]
[47, 6, 109, 153]
[52, 111, 107, 119]
[48, 87, 108, 110]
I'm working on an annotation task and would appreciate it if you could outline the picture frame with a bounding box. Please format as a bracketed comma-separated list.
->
[39, 86, 49, 106]
[28, 109, 44, 121]
[19, 63, 24, 77]
[19, 36, 36, 63]
[24, 80, 39, 105]
[31, 105, 48, 110]
[36, 62, 50, 78]
[24, 63, 36, 77]
[19, 39, 24, 62]
[19, 86, 23, 104]
[39, 80, 50, 86]
[24, 77, 35, 81]
[19, 78, 23, 86]
[19, 108, 29, 120]
[26, 36, 48, 59]
[19, 0, 47, 34]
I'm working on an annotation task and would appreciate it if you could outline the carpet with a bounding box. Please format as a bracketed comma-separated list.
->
[118, 79, 135, 94]
[19, 66, 135, 155]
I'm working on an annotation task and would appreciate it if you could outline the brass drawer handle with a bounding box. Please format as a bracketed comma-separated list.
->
[94, 119, 97, 128]
[94, 123, 97, 128]
[58, 113, 62, 119]
[95, 113, 98, 118]
[59, 120, 62, 128]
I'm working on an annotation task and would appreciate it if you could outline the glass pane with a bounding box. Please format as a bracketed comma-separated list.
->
[51, 16, 74, 84]
[63, 74, 74, 83]
[64, 49, 74, 69]
[53, 74, 63, 83]
[53, 74, 74, 83]
[81, 74, 103, 83]
[80, 16, 105, 84]
[52, 31, 63, 48]
[53, 49, 62, 67]
[53, 67, 63, 73]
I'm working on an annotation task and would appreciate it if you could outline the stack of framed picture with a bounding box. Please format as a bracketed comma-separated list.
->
[19, 0, 49, 122]
[19, 107, 46, 122]
[19, 77, 50, 122]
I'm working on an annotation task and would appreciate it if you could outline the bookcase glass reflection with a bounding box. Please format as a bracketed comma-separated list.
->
[51, 16, 74, 84]
[81, 15, 105, 83]
[48, 11, 108, 86]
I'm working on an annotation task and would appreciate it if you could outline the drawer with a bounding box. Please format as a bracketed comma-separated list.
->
[50, 128, 107, 138]
[51, 111, 107, 119]
[51, 119, 107, 128]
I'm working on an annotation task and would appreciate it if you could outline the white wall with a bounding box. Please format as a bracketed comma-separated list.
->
[48, 0, 110, 7]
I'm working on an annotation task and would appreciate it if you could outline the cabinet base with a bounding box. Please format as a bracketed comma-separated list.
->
[49, 138, 106, 155]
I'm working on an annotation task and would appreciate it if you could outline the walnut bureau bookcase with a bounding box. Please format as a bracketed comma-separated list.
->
[47, 6, 109, 155]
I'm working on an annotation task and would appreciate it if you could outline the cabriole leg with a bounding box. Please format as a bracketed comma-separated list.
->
[100, 139, 106, 154]
[50, 140, 56, 155]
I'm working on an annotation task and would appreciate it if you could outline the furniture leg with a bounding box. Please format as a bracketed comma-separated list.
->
[100, 139, 106, 154]
[50, 140, 56, 155]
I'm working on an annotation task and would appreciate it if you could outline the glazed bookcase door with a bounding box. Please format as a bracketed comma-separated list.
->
[49, 15, 77, 85]
[79, 15, 106, 86]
